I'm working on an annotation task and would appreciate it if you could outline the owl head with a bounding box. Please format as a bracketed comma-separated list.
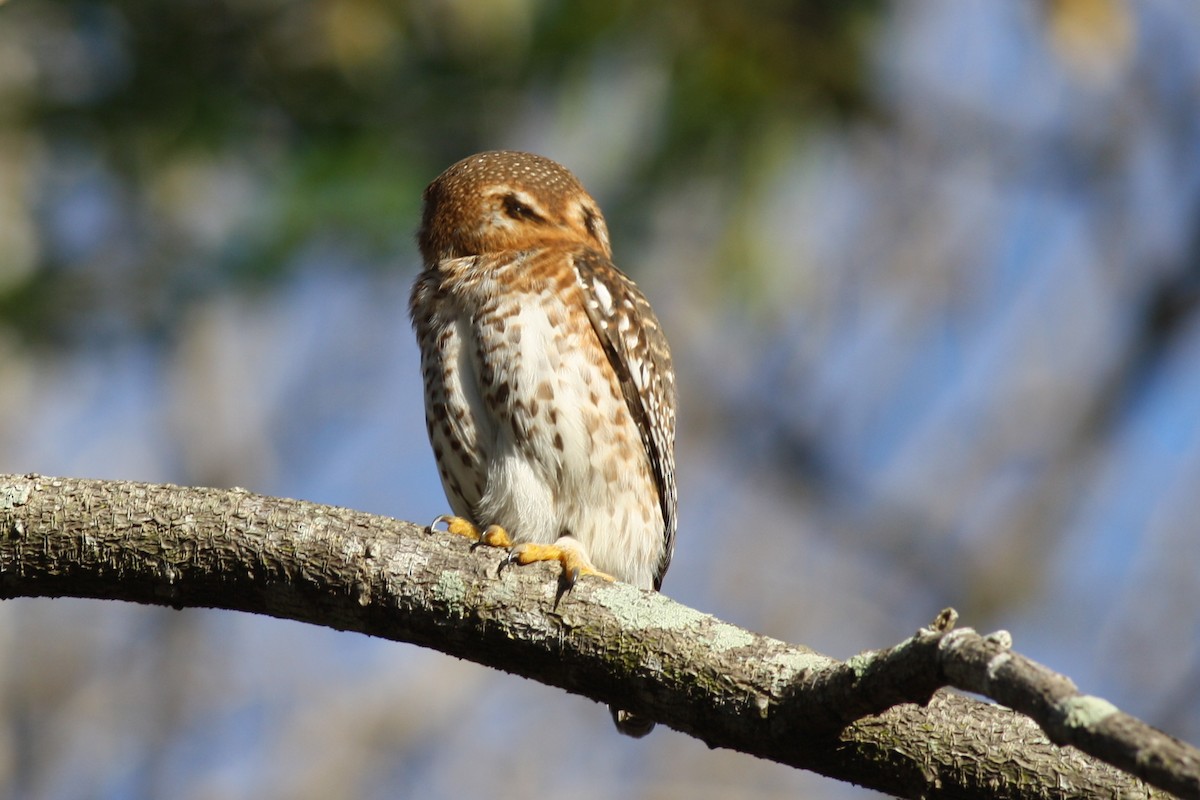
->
[418, 150, 611, 265]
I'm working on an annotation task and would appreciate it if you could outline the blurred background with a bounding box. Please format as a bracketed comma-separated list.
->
[1, 0, 1198, 797]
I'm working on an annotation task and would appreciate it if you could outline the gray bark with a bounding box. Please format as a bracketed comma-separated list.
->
[0, 474, 1195, 799]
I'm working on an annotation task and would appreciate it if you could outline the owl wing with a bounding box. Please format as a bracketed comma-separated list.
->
[572, 251, 677, 590]
[410, 264, 491, 520]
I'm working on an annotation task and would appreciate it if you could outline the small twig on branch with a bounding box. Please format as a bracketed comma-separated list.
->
[797, 608, 1199, 798]
[0, 474, 1195, 800]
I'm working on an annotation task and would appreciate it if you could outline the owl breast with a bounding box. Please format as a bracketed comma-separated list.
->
[414, 253, 665, 590]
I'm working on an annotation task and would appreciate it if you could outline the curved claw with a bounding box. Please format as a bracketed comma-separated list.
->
[427, 514, 454, 534]
[427, 514, 482, 541]
[496, 548, 520, 575]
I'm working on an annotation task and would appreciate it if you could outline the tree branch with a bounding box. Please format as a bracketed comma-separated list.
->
[0, 474, 1195, 799]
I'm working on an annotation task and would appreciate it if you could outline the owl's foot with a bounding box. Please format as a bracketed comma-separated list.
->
[429, 517, 611, 586]
[429, 515, 516, 547]
[429, 514, 481, 540]
[507, 539, 615, 586]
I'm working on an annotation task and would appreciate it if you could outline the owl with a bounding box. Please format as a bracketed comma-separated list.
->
[410, 150, 677, 737]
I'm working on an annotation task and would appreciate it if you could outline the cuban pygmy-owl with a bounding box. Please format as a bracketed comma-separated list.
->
[410, 151, 676, 737]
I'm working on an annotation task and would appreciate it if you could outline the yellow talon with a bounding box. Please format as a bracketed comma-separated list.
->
[430, 516, 612, 586]
[480, 524, 514, 548]
[430, 516, 515, 548]
[429, 514, 482, 541]
[511, 543, 615, 584]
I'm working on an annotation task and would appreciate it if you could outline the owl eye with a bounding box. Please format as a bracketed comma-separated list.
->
[502, 194, 544, 222]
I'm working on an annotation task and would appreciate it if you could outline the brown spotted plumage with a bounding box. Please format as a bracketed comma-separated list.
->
[410, 151, 677, 737]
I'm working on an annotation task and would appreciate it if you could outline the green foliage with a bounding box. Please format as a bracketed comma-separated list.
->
[0, 0, 883, 342]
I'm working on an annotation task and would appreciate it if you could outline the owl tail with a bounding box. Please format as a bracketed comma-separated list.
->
[611, 706, 656, 738]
